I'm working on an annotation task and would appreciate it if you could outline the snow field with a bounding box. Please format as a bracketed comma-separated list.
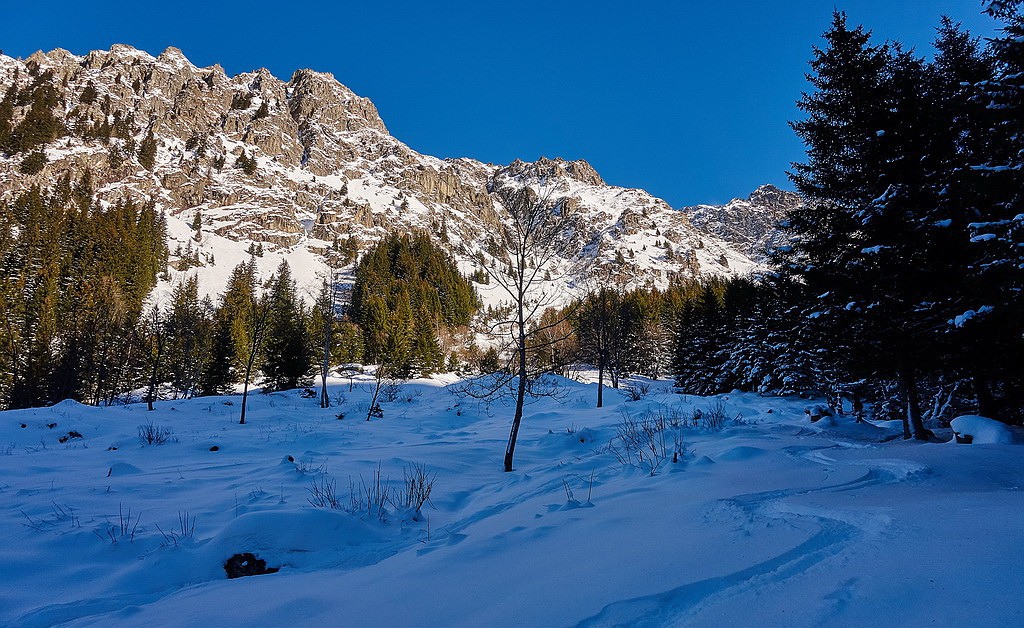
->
[0, 376, 1022, 626]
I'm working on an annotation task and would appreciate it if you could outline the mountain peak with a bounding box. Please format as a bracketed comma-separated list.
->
[747, 183, 800, 207]
[0, 43, 758, 300]
[500, 157, 605, 187]
[686, 184, 803, 262]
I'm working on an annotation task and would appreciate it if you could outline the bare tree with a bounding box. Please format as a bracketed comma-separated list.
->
[459, 184, 581, 472]
[312, 276, 341, 409]
[365, 361, 394, 421]
[239, 293, 271, 425]
[142, 305, 166, 412]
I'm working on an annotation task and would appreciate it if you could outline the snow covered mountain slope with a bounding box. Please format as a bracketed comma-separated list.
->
[0, 46, 768, 302]
[685, 184, 802, 263]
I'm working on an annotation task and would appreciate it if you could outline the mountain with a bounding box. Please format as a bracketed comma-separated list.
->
[0, 45, 769, 302]
[684, 184, 802, 263]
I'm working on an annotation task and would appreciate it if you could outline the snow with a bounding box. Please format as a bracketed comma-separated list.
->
[2, 377, 1022, 626]
[950, 305, 994, 328]
[950, 415, 1022, 445]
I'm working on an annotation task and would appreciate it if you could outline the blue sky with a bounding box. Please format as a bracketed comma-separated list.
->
[0, 1, 1001, 206]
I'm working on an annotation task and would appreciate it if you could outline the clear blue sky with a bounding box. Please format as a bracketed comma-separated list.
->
[0, 1, 1000, 206]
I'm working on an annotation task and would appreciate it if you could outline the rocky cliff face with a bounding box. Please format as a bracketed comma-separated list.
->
[684, 185, 801, 263]
[0, 45, 766, 302]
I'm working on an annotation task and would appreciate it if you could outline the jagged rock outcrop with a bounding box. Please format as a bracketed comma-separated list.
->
[0, 45, 763, 301]
[684, 184, 802, 263]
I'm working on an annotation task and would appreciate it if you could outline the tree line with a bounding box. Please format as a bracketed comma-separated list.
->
[549, 7, 1023, 432]
[0, 203, 482, 410]
[2, 6, 1021, 434]
[0, 176, 168, 407]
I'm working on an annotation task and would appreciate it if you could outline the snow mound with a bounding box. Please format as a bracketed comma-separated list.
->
[718, 446, 767, 461]
[107, 462, 144, 476]
[204, 509, 391, 571]
[950, 415, 1022, 445]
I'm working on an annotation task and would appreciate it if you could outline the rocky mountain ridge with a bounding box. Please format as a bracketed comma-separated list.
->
[0, 45, 789, 303]
[684, 184, 802, 263]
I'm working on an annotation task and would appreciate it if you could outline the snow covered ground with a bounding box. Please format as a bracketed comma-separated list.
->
[1, 376, 1022, 627]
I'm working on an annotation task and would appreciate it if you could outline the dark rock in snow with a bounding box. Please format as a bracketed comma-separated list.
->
[224, 552, 279, 579]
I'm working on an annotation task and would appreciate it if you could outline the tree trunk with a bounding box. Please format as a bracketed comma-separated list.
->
[239, 349, 256, 425]
[900, 368, 928, 440]
[240, 302, 269, 425]
[972, 369, 996, 419]
[320, 318, 332, 409]
[597, 348, 605, 408]
[504, 324, 528, 472]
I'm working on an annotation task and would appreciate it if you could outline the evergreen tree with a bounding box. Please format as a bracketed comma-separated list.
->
[0, 83, 16, 152]
[138, 129, 157, 170]
[261, 260, 313, 391]
[779, 13, 948, 438]
[141, 305, 167, 411]
[309, 279, 338, 408]
[7, 71, 65, 154]
[201, 260, 257, 395]
[165, 277, 212, 399]
[351, 232, 478, 376]
[962, 1, 1024, 421]
[236, 150, 257, 175]
[575, 287, 621, 407]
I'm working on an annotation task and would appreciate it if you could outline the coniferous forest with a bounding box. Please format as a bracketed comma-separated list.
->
[0, 6, 1020, 436]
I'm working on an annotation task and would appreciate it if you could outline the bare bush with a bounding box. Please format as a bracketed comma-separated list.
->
[156, 510, 196, 547]
[607, 408, 689, 475]
[307, 476, 342, 510]
[349, 464, 393, 522]
[138, 423, 174, 445]
[400, 463, 436, 517]
[621, 381, 651, 402]
[294, 457, 328, 475]
[21, 502, 81, 531]
[701, 400, 728, 430]
[95, 503, 141, 544]
[608, 410, 669, 475]
[381, 381, 402, 403]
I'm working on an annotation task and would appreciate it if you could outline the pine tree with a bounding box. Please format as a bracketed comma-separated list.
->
[351, 232, 478, 376]
[236, 150, 257, 175]
[575, 287, 621, 407]
[309, 279, 338, 407]
[138, 129, 157, 170]
[0, 83, 16, 153]
[7, 71, 65, 154]
[963, 1, 1024, 421]
[261, 261, 312, 391]
[201, 260, 257, 395]
[165, 277, 212, 399]
[141, 305, 167, 411]
[780, 13, 944, 438]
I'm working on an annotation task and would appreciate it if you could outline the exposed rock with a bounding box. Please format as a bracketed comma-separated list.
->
[223, 552, 279, 579]
[685, 184, 802, 263]
[0, 44, 762, 300]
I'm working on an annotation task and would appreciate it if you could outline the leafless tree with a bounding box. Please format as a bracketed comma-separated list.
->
[313, 274, 342, 409]
[458, 184, 582, 472]
[143, 305, 166, 412]
[239, 294, 271, 425]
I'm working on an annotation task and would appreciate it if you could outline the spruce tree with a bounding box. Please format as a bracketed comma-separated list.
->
[780, 13, 943, 438]
[165, 277, 212, 399]
[261, 261, 312, 391]
[138, 129, 157, 170]
[575, 287, 621, 407]
[964, 1, 1024, 421]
